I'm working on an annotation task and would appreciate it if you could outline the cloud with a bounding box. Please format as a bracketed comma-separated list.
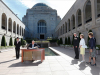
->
[19, 0, 76, 19]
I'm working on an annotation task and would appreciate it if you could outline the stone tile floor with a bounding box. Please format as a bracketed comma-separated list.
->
[0, 47, 100, 75]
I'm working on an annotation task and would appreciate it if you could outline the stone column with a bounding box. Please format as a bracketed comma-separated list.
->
[0, 14, 1, 31]
[82, 9, 85, 26]
[19, 26, 20, 36]
[91, 0, 96, 26]
[15, 24, 17, 37]
[75, 15, 77, 29]
[64, 24, 66, 34]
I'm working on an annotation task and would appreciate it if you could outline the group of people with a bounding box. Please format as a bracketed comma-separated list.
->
[15, 37, 38, 59]
[73, 32, 97, 66]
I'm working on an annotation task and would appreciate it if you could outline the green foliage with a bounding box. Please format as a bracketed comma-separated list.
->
[9, 37, 13, 46]
[47, 38, 58, 43]
[60, 38, 63, 44]
[68, 37, 71, 45]
[23, 40, 26, 45]
[79, 33, 81, 41]
[65, 38, 68, 45]
[14, 38, 17, 45]
[72, 35, 74, 45]
[21, 38, 24, 45]
[1, 35, 6, 46]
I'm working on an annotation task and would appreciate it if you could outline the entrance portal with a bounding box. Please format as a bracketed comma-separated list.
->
[40, 34, 44, 39]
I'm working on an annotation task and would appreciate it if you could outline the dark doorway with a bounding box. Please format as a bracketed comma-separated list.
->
[40, 34, 44, 39]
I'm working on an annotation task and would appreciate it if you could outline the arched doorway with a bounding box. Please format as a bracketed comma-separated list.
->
[13, 21, 16, 33]
[77, 9, 82, 27]
[84, 0, 92, 23]
[37, 20, 47, 39]
[8, 18, 12, 32]
[97, 0, 100, 17]
[2, 13, 7, 30]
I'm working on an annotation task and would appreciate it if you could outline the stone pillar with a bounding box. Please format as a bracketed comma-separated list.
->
[0, 14, 1, 31]
[15, 24, 17, 37]
[64, 24, 66, 34]
[82, 9, 85, 26]
[19, 26, 20, 36]
[75, 15, 77, 29]
[91, 0, 96, 26]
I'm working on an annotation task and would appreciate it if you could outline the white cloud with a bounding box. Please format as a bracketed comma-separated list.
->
[19, 0, 76, 19]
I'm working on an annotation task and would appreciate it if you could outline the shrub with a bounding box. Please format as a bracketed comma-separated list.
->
[23, 40, 26, 45]
[72, 35, 74, 45]
[65, 38, 68, 45]
[21, 38, 24, 45]
[60, 38, 63, 44]
[1, 35, 6, 46]
[14, 38, 17, 45]
[68, 37, 71, 45]
[9, 37, 13, 46]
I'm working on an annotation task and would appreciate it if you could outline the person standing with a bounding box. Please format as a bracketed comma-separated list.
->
[15, 37, 21, 59]
[73, 33, 79, 59]
[86, 32, 97, 66]
[79, 34, 87, 62]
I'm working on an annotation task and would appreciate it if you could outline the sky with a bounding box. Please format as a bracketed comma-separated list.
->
[3, 0, 76, 20]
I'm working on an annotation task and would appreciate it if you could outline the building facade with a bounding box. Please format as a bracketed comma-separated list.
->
[55, 0, 100, 45]
[0, 0, 30, 46]
[23, 3, 61, 40]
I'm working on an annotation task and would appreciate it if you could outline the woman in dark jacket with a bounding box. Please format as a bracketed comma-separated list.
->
[86, 32, 97, 66]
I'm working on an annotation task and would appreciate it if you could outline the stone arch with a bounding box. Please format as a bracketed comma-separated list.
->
[84, 0, 92, 23]
[17, 24, 19, 34]
[97, 0, 100, 17]
[68, 19, 70, 31]
[13, 21, 16, 33]
[1, 13, 7, 30]
[8, 18, 12, 32]
[77, 9, 82, 27]
[71, 15, 75, 29]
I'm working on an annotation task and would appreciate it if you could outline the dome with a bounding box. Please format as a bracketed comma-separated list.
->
[33, 3, 48, 7]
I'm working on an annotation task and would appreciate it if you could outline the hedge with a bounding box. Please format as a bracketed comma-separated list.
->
[9, 37, 13, 46]
[1, 35, 6, 46]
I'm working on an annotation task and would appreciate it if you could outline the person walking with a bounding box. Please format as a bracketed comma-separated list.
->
[86, 32, 97, 66]
[79, 34, 87, 62]
[15, 37, 21, 59]
[73, 33, 79, 59]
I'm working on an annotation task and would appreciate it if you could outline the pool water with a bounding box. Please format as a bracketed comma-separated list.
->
[45, 48, 59, 56]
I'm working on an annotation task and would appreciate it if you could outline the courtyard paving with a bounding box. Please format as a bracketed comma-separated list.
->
[0, 47, 100, 75]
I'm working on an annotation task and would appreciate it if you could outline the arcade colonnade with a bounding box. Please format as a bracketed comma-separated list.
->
[0, 0, 30, 46]
[55, 0, 100, 45]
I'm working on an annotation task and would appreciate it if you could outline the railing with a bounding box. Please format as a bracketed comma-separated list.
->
[86, 18, 92, 23]
[78, 24, 82, 27]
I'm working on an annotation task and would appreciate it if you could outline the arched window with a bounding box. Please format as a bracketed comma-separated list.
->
[77, 9, 82, 27]
[85, 0, 92, 23]
[2, 13, 7, 30]
[71, 15, 75, 29]
[63, 24, 64, 34]
[37, 20, 47, 33]
[13, 21, 16, 33]
[65, 22, 67, 33]
[17, 24, 19, 34]
[97, 0, 100, 17]
[68, 19, 70, 31]
[20, 26, 21, 35]
[8, 18, 12, 32]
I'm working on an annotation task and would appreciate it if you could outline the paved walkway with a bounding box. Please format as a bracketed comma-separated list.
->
[0, 47, 100, 75]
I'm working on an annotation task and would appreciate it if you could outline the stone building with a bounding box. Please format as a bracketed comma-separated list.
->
[55, 0, 100, 45]
[22, 3, 61, 40]
[0, 0, 30, 46]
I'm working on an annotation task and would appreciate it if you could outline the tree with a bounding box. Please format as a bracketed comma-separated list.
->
[72, 35, 74, 45]
[21, 38, 23, 45]
[68, 37, 71, 45]
[79, 33, 81, 41]
[14, 38, 17, 45]
[60, 38, 63, 44]
[1, 35, 6, 46]
[65, 38, 68, 45]
[9, 37, 13, 46]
